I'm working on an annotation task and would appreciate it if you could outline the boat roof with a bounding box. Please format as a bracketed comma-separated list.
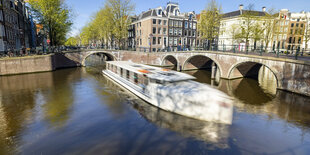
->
[107, 61, 196, 82]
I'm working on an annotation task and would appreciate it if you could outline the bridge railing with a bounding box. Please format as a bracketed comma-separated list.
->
[136, 44, 310, 61]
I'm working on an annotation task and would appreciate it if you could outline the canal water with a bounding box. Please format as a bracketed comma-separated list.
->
[0, 66, 310, 154]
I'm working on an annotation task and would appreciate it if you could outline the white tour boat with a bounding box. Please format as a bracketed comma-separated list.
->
[102, 61, 233, 124]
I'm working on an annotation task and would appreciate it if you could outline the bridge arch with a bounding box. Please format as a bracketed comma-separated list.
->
[182, 55, 223, 78]
[228, 61, 281, 88]
[161, 55, 179, 70]
[82, 51, 116, 66]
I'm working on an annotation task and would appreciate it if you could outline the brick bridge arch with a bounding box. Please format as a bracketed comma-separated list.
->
[161, 55, 179, 70]
[182, 55, 223, 78]
[81, 51, 118, 66]
[228, 60, 281, 88]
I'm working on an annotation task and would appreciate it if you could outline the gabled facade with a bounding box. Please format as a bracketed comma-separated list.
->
[132, 6, 168, 52]
[129, 2, 197, 52]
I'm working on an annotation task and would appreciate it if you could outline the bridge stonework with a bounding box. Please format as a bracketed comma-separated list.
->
[68, 50, 310, 97]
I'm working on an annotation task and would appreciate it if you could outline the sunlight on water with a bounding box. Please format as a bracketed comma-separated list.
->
[0, 67, 309, 154]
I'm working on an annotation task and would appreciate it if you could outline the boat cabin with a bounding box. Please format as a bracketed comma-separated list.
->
[105, 61, 196, 87]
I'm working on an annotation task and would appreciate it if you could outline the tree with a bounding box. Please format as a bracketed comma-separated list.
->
[262, 8, 278, 52]
[198, 0, 222, 50]
[237, 4, 259, 48]
[65, 37, 78, 46]
[79, 0, 134, 49]
[304, 15, 310, 51]
[229, 24, 239, 45]
[252, 23, 264, 50]
[28, 0, 73, 46]
[106, 0, 135, 49]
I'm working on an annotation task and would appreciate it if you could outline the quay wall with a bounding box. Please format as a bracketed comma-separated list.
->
[0, 53, 81, 76]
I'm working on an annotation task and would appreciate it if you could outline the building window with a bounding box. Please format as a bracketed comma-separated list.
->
[174, 21, 178, 27]
[291, 23, 294, 27]
[178, 21, 182, 27]
[153, 27, 156, 34]
[174, 29, 177, 35]
[153, 19, 156, 24]
[140, 39, 142, 45]
[193, 23, 196, 29]
[178, 29, 182, 36]
[158, 20, 162, 25]
[184, 30, 187, 36]
[169, 20, 173, 26]
[169, 28, 173, 35]
[158, 28, 161, 34]
[153, 37, 156, 45]
[174, 38, 177, 45]
[169, 38, 173, 45]
[301, 23, 304, 27]
[296, 23, 299, 27]
[185, 21, 188, 28]
[164, 20, 167, 25]
[189, 22, 192, 28]
[158, 37, 161, 45]
[158, 9, 162, 15]
[163, 28, 167, 34]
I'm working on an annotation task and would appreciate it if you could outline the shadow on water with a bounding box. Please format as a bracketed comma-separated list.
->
[0, 65, 310, 154]
[0, 68, 81, 154]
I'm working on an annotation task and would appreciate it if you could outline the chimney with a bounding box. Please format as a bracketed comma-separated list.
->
[262, 7, 266, 12]
[239, 4, 244, 11]
[239, 4, 243, 14]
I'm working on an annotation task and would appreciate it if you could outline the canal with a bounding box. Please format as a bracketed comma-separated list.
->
[0, 65, 310, 154]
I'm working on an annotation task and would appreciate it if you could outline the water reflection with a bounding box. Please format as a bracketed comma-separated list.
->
[100, 73, 230, 148]
[41, 69, 76, 127]
[188, 70, 310, 130]
[0, 67, 309, 154]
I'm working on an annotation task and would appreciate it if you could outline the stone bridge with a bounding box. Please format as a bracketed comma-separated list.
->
[60, 50, 310, 97]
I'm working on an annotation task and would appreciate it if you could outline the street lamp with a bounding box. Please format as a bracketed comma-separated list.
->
[149, 33, 153, 52]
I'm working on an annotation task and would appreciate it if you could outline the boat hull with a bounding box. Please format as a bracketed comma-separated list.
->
[102, 70, 233, 124]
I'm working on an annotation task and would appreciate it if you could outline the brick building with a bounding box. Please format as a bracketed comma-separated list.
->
[130, 2, 197, 52]
[0, 0, 36, 53]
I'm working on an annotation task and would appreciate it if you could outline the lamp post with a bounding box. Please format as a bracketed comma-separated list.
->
[149, 33, 153, 52]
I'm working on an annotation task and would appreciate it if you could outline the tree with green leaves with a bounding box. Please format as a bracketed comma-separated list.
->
[65, 37, 78, 46]
[262, 8, 278, 52]
[252, 23, 264, 50]
[198, 0, 222, 50]
[237, 4, 259, 48]
[28, 0, 73, 46]
[304, 15, 310, 52]
[106, 0, 135, 49]
[229, 24, 239, 45]
[79, 0, 134, 49]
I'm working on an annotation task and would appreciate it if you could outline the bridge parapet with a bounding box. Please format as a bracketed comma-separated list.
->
[63, 50, 310, 97]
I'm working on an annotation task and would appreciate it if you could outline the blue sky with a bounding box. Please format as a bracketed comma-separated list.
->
[66, 0, 310, 37]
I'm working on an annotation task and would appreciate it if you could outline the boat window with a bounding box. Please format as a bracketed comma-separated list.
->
[134, 73, 138, 84]
[132, 65, 142, 67]
[155, 80, 162, 84]
[126, 70, 130, 80]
